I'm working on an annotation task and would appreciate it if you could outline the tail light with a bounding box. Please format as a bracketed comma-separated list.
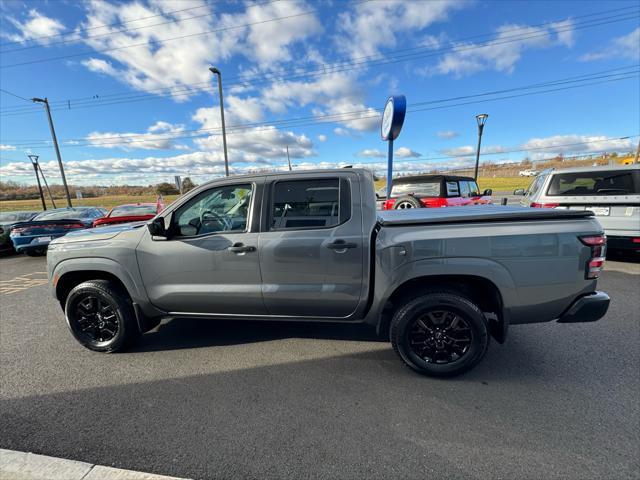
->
[579, 235, 606, 279]
[531, 202, 560, 208]
[383, 199, 396, 210]
[11, 223, 85, 234]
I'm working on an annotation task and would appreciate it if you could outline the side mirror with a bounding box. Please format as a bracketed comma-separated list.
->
[513, 188, 525, 195]
[148, 217, 167, 237]
[483, 188, 493, 196]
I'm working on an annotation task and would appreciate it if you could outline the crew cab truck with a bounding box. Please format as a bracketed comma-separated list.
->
[47, 169, 610, 377]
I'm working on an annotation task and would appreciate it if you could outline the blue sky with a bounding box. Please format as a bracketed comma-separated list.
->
[0, 0, 638, 186]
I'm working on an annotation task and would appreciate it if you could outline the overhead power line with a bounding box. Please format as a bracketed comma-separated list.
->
[0, 3, 634, 70]
[0, 0, 284, 54]
[0, 88, 31, 103]
[6, 70, 637, 149]
[1, 7, 637, 116]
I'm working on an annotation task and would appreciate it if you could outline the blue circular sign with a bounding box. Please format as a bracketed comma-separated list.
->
[381, 95, 406, 141]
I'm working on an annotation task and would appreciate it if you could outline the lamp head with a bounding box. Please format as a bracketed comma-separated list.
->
[476, 113, 489, 127]
[209, 67, 221, 75]
[27, 154, 39, 164]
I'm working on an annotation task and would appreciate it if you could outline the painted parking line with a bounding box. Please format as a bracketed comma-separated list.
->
[0, 272, 48, 295]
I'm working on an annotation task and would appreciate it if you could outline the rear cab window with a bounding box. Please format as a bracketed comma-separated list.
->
[270, 178, 350, 230]
[546, 170, 640, 196]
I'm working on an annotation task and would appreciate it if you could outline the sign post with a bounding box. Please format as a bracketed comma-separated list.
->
[381, 95, 407, 199]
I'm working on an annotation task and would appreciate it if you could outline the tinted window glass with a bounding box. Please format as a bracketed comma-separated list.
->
[110, 205, 157, 217]
[446, 181, 459, 196]
[526, 174, 546, 196]
[271, 178, 348, 230]
[547, 170, 639, 196]
[459, 181, 470, 197]
[34, 208, 91, 221]
[392, 181, 441, 197]
[174, 184, 252, 236]
[0, 212, 36, 222]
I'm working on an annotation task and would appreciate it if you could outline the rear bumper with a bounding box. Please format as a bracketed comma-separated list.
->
[557, 291, 610, 323]
[607, 235, 640, 252]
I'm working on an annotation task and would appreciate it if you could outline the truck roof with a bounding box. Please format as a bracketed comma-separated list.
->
[543, 164, 639, 174]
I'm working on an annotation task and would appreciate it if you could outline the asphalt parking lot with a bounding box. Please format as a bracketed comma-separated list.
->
[0, 254, 638, 480]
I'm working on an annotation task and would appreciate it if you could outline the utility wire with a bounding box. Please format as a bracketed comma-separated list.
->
[7, 72, 637, 149]
[0, 2, 632, 70]
[0, 88, 31, 103]
[0, 0, 284, 53]
[1, 8, 637, 115]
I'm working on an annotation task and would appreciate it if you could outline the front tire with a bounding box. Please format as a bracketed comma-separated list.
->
[65, 280, 139, 352]
[390, 291, 489, 377]
[25, 248, 46, 256]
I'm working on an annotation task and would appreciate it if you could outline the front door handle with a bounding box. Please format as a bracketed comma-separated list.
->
[228, 243, 256, 254]
[326, 240, 357, 250]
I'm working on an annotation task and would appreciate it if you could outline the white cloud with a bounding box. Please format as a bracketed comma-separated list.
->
[356, 149, 385, 158]
[522, 135, 634, 158]
[4, 9, 65, 44]
[437, 130, 459, 139]
[395, 147, 421, 158]
[433, 21, 575, 77]
[336, 0, 464, 59]
[333, 127, 354, 137]
[85, 121, 187, 150]
[77, 0, 321, 98]
[0, 145, 17, 151]
[441, 145, 475, 157]
[81, 58, 117, 75]
[580, 27, 640, 62]
[317, 134, 327, 142]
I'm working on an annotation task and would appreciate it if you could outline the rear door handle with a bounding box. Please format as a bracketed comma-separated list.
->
[228, 243, 256, 253]
[326, 240, 357, 250]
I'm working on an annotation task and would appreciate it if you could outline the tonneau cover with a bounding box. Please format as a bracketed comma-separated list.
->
[377, 205, 594, 226]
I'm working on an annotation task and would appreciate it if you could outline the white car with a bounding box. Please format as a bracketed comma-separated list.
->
[519, 169, 538, 177]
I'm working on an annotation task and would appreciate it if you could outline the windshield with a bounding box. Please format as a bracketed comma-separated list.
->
[110, 205, 157, 218]
[547, 170, 639, 196]
[33, 209, 93, 221]
[392, 181, 441, 197]
[0, 212, 37, 223]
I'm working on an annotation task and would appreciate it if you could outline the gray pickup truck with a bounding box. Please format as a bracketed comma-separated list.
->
[47, 169, 610, 376]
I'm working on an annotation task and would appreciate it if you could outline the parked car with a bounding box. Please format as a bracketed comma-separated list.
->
[0, 211, 39, 253]
[10, 207, 107, 256]
[519, 169, 538, 177]
[382, 175, 492, 210]
[515, 165, 640, 253]
[47, 169, 609, 377]
[93, 203, 161, 228]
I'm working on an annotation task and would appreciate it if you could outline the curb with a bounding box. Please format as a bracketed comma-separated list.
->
[0, 449, 190, 480]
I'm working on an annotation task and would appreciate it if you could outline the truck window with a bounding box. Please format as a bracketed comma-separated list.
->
[446, 181, 459, 196]
[173, 184, 252, 236]
[546, 170, 639, 196]
[392, 181, 441, 197]
[271, 178, 350, 230]
[459, 181, 479, 197]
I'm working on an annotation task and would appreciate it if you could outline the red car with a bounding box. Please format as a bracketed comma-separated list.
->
[382, 175, 493, 210]
[92, 203, 162, 227]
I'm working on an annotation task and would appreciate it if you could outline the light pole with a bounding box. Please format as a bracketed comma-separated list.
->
[474, 113, 489, 180]
[32, 97, 72, 207]
[209, 67, 229, 177]
[28, 155, 46, 211]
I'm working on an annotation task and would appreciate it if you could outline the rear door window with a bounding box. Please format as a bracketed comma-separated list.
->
[459, 181, 470, 198]
[392, 181, 441, 197]
[271, 178, 350, 230]
[446, 181, 460, 196]
[547, 170, 639, 196]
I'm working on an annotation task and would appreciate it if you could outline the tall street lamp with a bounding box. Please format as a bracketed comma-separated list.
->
[28, 155, 46, 211]
[474, 113, 489, 180]
[209, 67, 230, 177]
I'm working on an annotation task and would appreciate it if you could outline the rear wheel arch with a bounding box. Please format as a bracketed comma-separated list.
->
[378, 274, 506, 342]
[56, 271, 130, 309]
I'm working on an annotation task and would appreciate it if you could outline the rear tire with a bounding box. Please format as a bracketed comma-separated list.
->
[390, 291, 489, 377]
[25, 248, 46, 256]
[394, 195, 422, 209]
[64, 280, 139, 352]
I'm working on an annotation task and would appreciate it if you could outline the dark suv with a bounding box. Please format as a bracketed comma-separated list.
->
[382, 175, 493, 210]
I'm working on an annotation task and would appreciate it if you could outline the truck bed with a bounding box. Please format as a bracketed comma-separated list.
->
[377, 205, 594, 226]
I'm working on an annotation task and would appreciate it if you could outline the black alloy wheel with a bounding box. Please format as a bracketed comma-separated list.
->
[65, 280, 139, 352]
[407, 309, 473, 364]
